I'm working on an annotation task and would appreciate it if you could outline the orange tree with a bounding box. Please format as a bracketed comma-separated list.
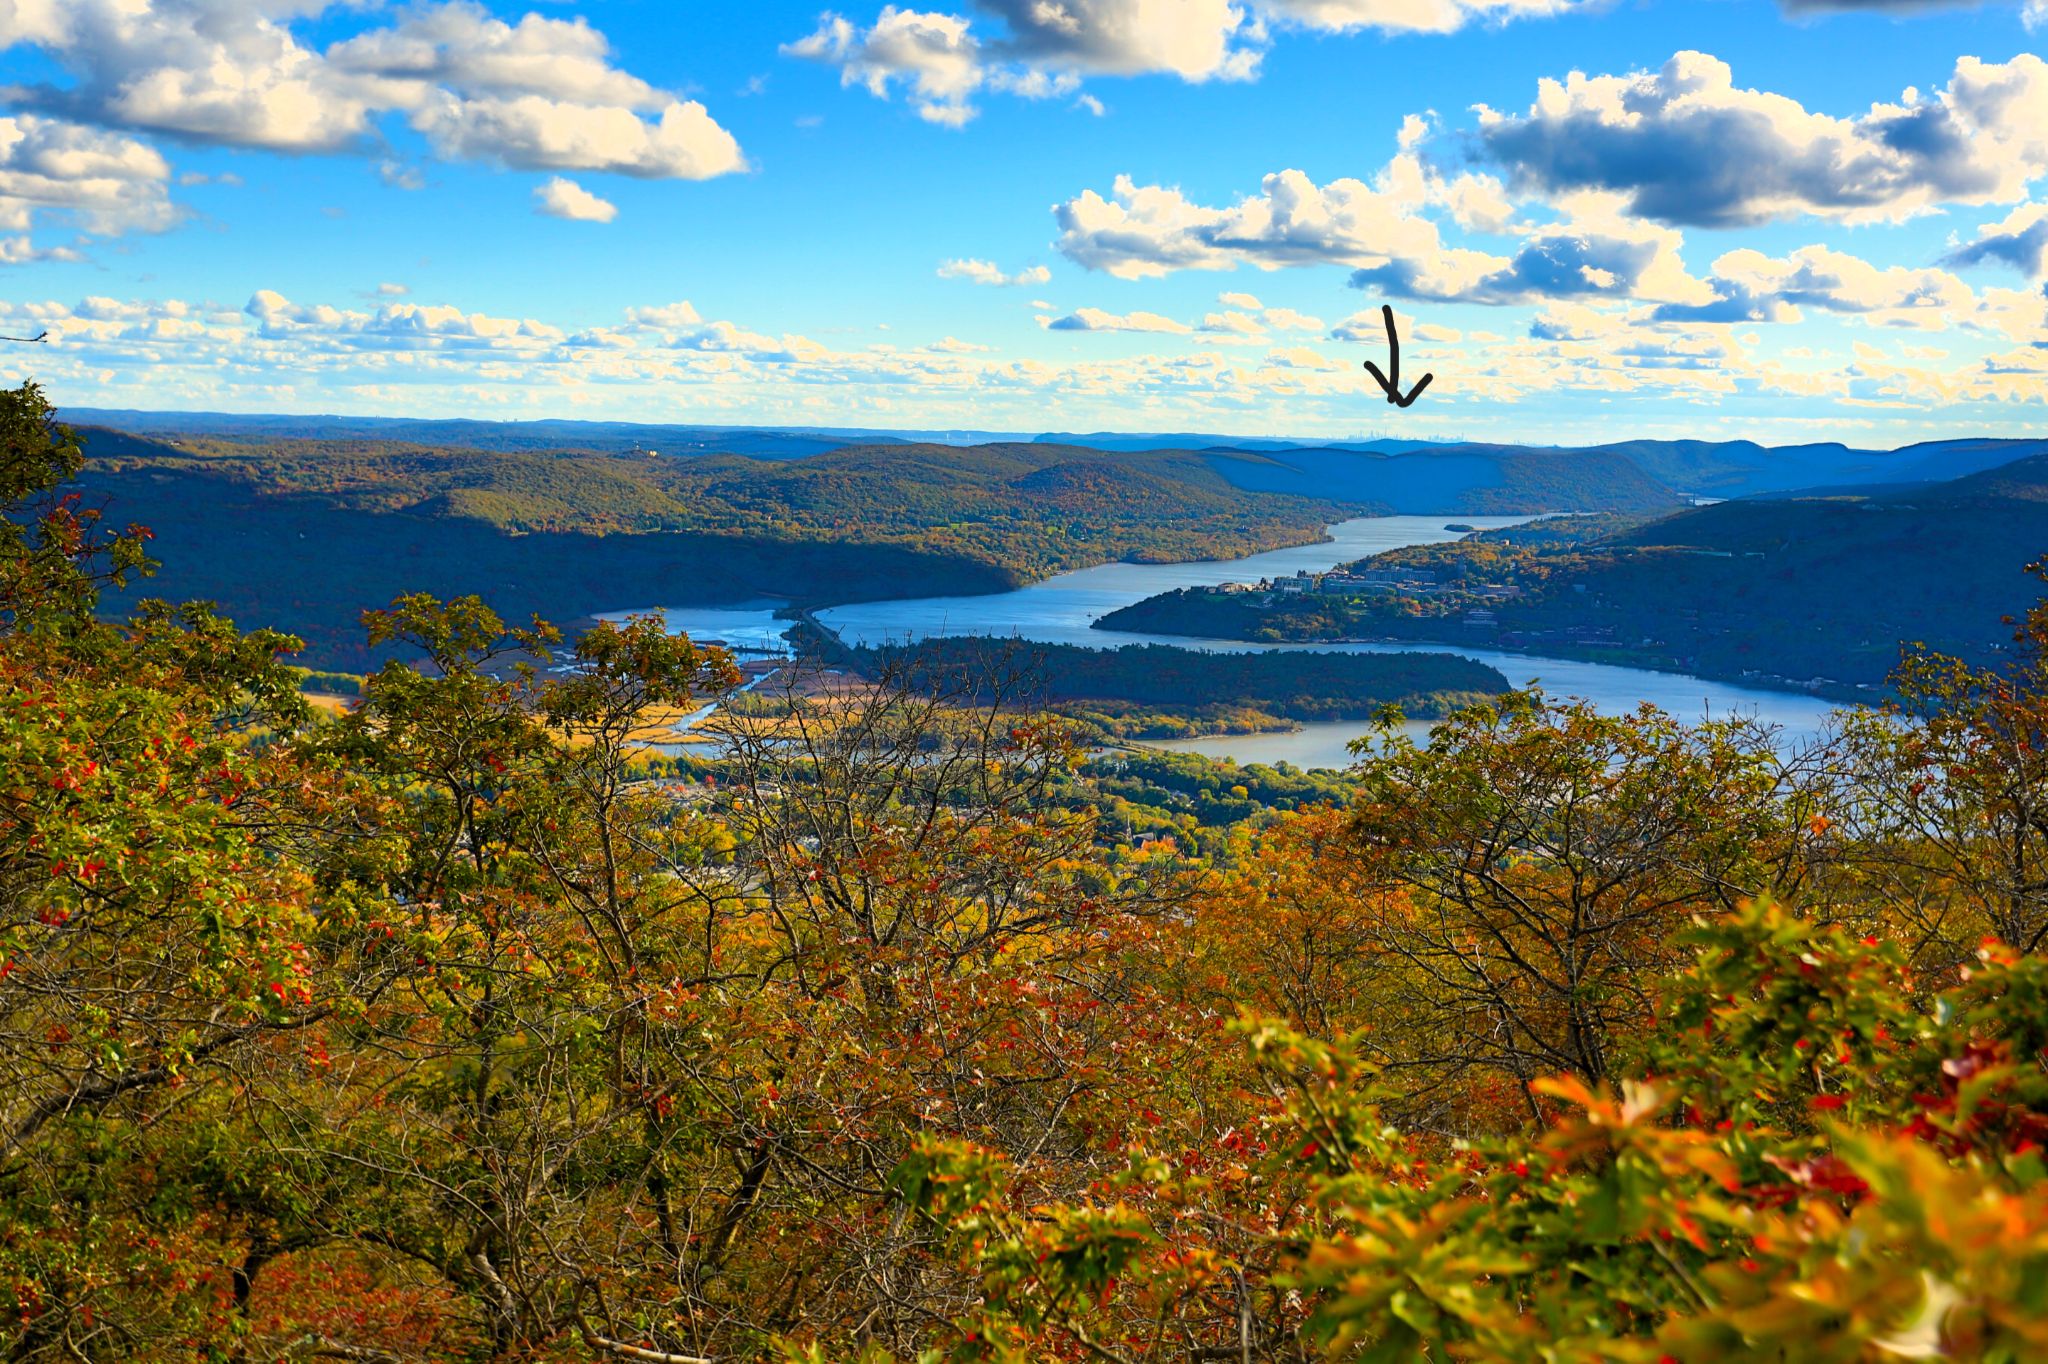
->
[1338, 694, 1834, 1104]
[0, 382, 396, 1358]
[1833, 576, 2048, 969]
[891, 899, 2048, 1363]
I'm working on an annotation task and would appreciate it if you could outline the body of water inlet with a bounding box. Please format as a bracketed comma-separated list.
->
[593, 602, 802, 656]
[608, 516, 1845, 769]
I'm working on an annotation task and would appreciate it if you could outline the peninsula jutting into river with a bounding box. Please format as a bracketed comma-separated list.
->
[617, 514, 1843, 769]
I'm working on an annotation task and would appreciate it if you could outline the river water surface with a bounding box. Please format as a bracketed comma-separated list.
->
[611, 516, 1843, 770]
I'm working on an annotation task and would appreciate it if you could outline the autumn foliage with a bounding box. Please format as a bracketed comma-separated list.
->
[4, 379, 2048, 1361]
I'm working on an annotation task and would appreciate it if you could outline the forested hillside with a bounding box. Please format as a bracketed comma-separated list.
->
[806, 631, 1509, 730]
[10, 382, 2048, 1362]
[71, 433, 1363, 668]
[1198, 444, 1686, 512]
[80, 410, 2048, 501]
[1103, 455, 2048, 690]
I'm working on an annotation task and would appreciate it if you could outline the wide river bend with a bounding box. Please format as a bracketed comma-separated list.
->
[609, 515, 1842, 770]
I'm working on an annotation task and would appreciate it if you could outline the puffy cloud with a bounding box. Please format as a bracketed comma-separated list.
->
[0, 112, 176, 252]
[1945, 201, 2048, 278]
[1352, 196, 1713, 306]
[0, 236, 81, 264]
[785, 0, 1594, 122]
[8, 284, 2044, 431]
[1199, 309, 1266, 335]
[533, 176, 617, 223]
[1042, 306, 1193, 333]
[1259, 305, 1325, 330]
[1779, 0, 2045, 21]
[1477, 50, 2048, 226]
[1053, 160, 1710, 310]
[782, 0, 1262, 126]
[244, 289, 565, 349]
[623, 302, 705, 329]
[411, 95, 742, 178]
[937, 257, 1053, 285]
[784, 9, 987, 126]
[1, 0, 745, 178]
[1198, 299, 1325, 335]
[973, 0, 1257, 79]
[1053, 162, 1464, 279]
[324, 5, 664, 108]
[1259, 345, 1342, 369]
[1653, 244, 1970, 325]
[1259, 0, 1587, 35]
[1330, 306, 1424, 341]
[1524, 301, 1631, 343]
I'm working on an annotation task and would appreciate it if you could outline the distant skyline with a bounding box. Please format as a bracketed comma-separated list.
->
[2, 0, 2046, 443]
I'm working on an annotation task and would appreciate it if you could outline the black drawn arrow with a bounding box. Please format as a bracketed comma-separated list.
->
[0, 331, 48, 344]
[1359, 305, 1432, 408]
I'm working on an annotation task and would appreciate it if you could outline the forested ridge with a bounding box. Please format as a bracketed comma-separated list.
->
[69, 432, 1366, 668]
[8, 381, 2048, 1361]
[799, 630, 1509, 730]
[1102, 457, 2048, 692]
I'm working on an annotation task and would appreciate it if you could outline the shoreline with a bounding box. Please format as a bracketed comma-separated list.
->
[1084, 617, 1881, 707]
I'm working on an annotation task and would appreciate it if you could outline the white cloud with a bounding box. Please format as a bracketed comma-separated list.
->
[1042, 306, 1193, 333]
[1946, 201, 2048, 278]
[0, 112, 175, 258]
[534, 175, 617, 222]
[8, 283, 2045, 433]
[409, 94, 743, 178]
[1259, 0, 1588, 35]
[784, 9, 991, 126]
[325, 4, 665, 109]
[623, 302, 705, 329]
[1200, 309, 1267, 335]
[1650, 242, 2048, 341]
[1, 0, 746, 179]
[1053, 154, 1514, 281]
[1478, 50, 2048, 226]
[937, 257, 1052, 285]
[1260, 305, 1325, 330]
[243, 289, 566, 349]
[784, 1, 1256, 126]
[975, 0, 1258, 79]
[1351, 192, 1714, 306]
[784, 0, 1601, 126]
[1197, 301, 1326, 336]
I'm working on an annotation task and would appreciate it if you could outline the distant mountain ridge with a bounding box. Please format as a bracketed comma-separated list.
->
[1101, 451, 2048, 691]
[64, 431, 1363, 668]
[66, 410, 2048, 502]
[1193, 437, 2048, 506]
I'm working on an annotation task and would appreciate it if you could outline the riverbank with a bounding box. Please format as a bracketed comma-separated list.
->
[611, 515, 1845, 765]
[1088, 618, 1880, 708]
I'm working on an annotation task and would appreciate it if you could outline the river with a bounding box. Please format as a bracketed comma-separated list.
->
[609, 515, 1844, 770]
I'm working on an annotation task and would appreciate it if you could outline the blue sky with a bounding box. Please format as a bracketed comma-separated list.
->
[2, 0, 2045, 443]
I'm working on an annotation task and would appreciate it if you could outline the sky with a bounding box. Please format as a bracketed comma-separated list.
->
[1, 0, 2046, 445]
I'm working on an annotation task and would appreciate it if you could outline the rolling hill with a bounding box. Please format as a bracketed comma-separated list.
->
[67, 432, 1366, 668]
[1100, 453, 2048, 692]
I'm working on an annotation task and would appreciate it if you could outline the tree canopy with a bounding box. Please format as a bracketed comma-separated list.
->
[4, 380, 2048, 1361]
